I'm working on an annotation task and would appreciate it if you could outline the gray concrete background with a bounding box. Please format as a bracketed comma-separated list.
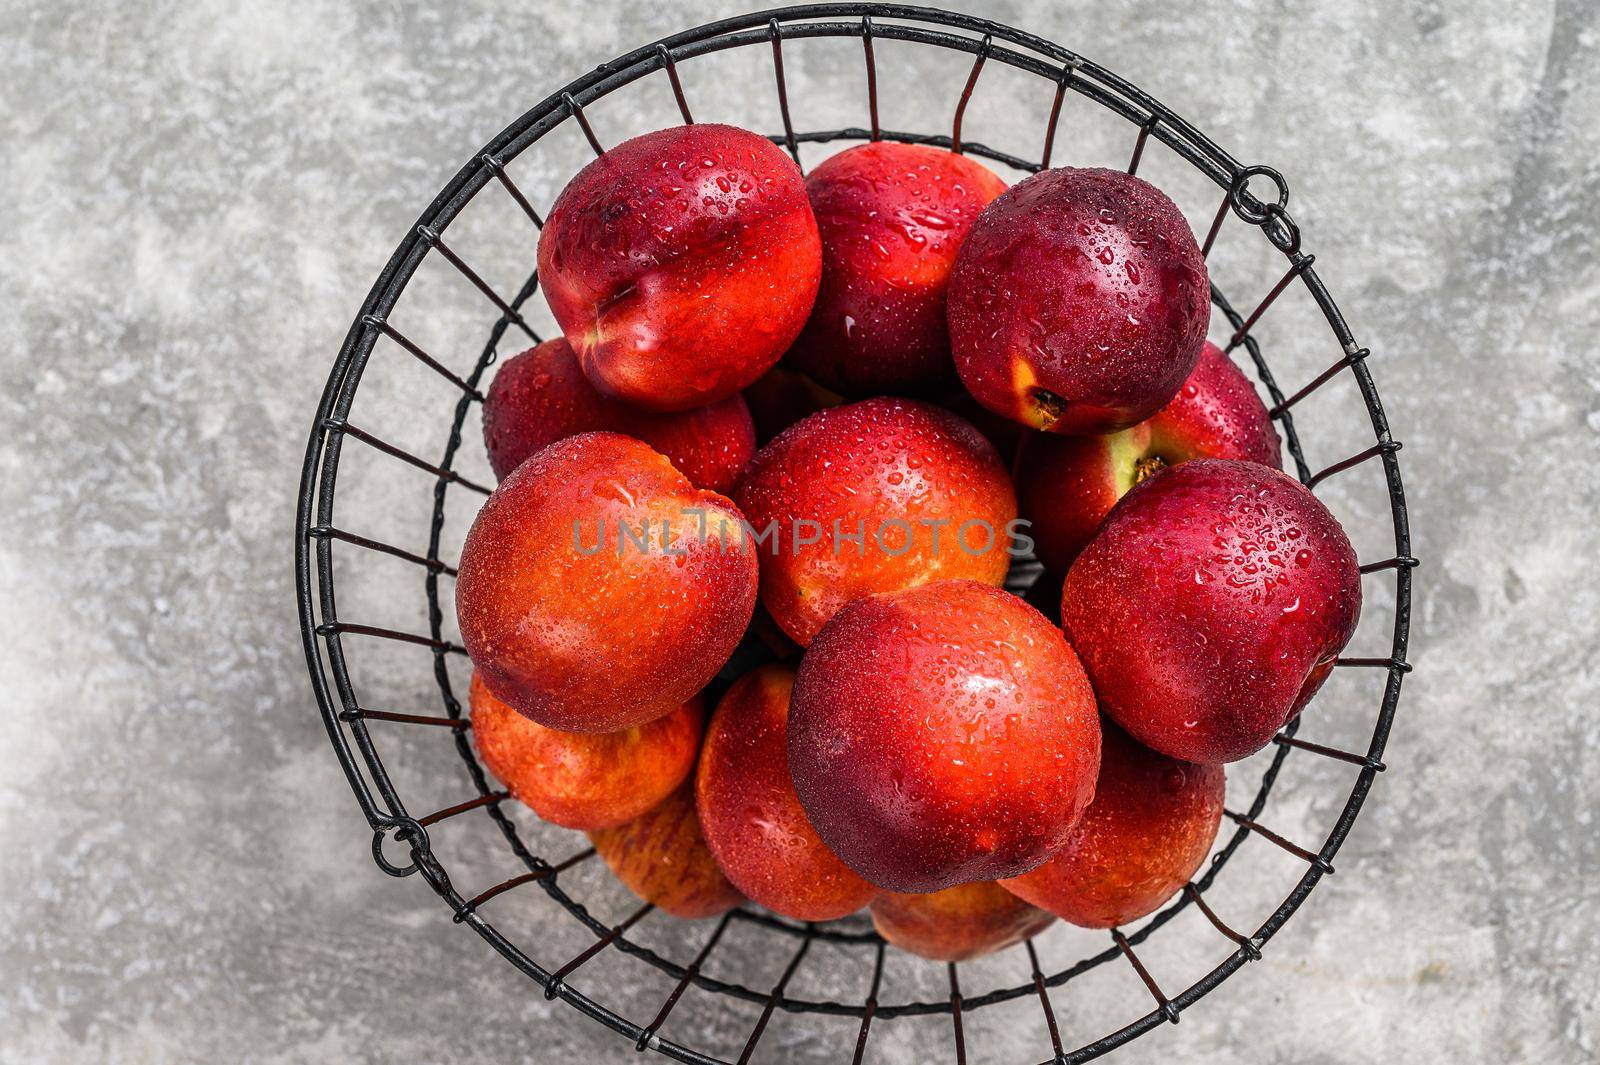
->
[2, 0, 1596, 1062]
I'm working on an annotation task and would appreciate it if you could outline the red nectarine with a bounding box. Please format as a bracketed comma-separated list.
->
[1000, 724, 1223, 928]
[483, 338, 755, 492]
[470, 673, 703, 831]
[456, 432, 757, 733]
[871, 881, 1055, 961]
[787, 142, 1006, 396]
[696, 666, 879, 921]
[733, 398, 1018, 646]
[539, 124, 821, 412]
[948, 167, 1209, 434]
[589, 782, 743, 919]
[789, 580, 1101, 893]
[1062, 459, 1361, 764]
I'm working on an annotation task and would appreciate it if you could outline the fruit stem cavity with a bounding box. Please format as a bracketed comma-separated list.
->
[1030, 388, 1068, 429]
[1132, 455, 1168, 485]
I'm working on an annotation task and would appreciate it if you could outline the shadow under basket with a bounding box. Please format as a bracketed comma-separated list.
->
[295, 5, 1416, 1063]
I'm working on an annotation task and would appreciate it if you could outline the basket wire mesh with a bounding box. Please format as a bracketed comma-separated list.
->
[294, 5, 1415, 1062]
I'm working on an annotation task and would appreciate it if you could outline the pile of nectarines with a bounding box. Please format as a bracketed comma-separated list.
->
[455, 124, 1361, 958]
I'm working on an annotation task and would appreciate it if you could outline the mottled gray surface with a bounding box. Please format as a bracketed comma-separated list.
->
[2, 0, 1596, 1062]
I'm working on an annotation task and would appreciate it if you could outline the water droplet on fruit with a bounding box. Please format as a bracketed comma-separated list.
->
[596, 479, 636, 506]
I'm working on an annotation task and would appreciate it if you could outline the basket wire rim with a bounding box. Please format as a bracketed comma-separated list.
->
[294, 5, 1414, 1063]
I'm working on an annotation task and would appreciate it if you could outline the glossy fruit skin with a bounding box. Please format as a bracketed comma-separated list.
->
[734, 398, 1017, 647]
[483, 338, 755, 492]
[789, 580, 1102, 893]
[589, 782, 744, 919]
[539, 124, 822, 412]
[456, 432, 757, 733]
[1017, 342, 1282, 571]
[1142, 342, 1282, 469]
[470, 673, 703, 831]
[696, 666, 879, 921]
[948, 167, 1210, 435]
[1063, 459, 1361, 764]
[871, 881, 1054, 961]
[1000, 724, 1223, 928]
[786, 142, 1007, 396]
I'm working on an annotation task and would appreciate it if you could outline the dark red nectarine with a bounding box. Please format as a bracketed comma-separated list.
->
[1062, 459, 1361, 764]
[1017, 341, 1282, 571]
[871, 880, 1054, 961]
[1000, 724, 1223, 927]
[696, 665, 879, 921]
[948, 167, 1209, 434]
[483, 338, 755, 492]
[470, 673, 703, 830]
[733, 398, 1017, 646]
[589, 782, 743, 919]
[539, 123, 821, 412]
[786, 142, 1006, 396]
[789, 580, 1101, 893]
[456, 432, 757, 733]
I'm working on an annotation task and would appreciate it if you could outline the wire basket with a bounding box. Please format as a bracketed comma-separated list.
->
[294, 5, 1415, 1062]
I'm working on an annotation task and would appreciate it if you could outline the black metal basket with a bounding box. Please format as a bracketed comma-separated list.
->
[295, 5, 1415, 1062]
